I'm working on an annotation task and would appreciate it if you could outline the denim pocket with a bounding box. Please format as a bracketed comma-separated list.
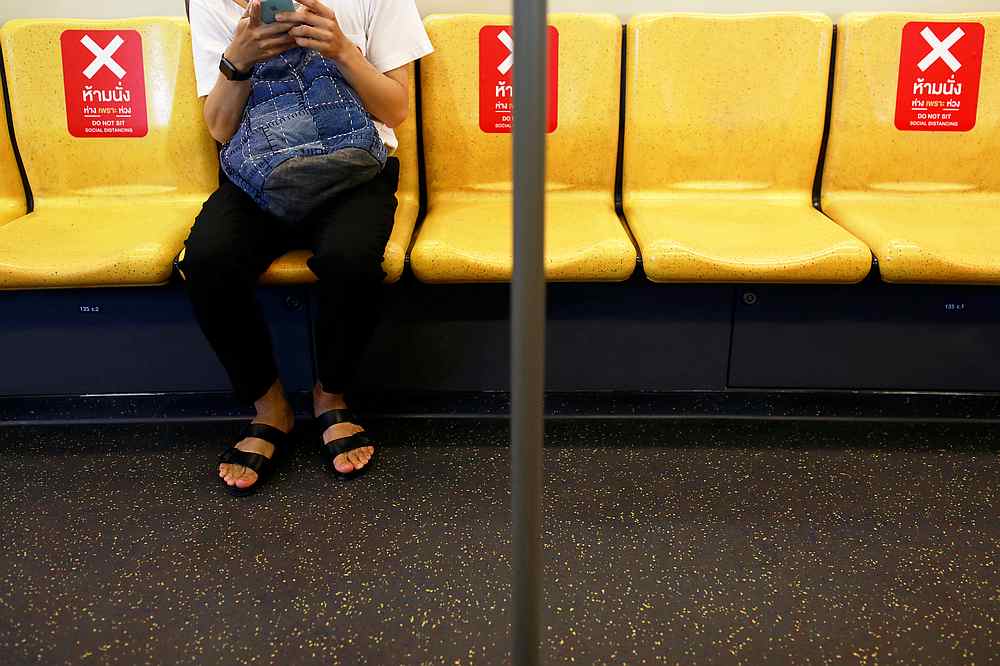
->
[247, 90, 301, 126]
[312, 103, 371, 144]
[244, 126, 273, 159]
[262, 109, 323, 153]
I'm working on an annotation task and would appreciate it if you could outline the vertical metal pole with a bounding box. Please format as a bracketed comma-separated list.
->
[511, 0, 547, 664]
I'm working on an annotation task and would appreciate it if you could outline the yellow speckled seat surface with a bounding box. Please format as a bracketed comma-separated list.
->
[626, 198, 873, 283]
[824, 194, 1000, 283]
[0, 18, 218, 290]
[0, 81, 26, 228]
[410, 14, 636, 283]
[0, 200, 205, 289]
[822, 13, 1000, 284]
[413, 195, 635, 282]
[260, 63, 422, 286]
[623, 13, 871, 284]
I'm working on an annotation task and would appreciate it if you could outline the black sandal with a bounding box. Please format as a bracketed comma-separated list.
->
[316, 409, 378, 480]
[217, 423, 290, 497]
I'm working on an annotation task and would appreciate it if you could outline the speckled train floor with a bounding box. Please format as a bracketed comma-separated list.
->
[0, 419, 997, 665]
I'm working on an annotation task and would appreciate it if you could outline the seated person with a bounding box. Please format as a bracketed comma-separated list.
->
[182, 0, 433, 495]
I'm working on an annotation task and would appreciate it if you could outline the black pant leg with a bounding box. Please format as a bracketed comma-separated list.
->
[180, 180, 292, 404]
[307, 158, 400, 394]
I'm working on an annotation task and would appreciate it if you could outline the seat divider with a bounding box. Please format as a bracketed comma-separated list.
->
[813, 23, 838, 212]
[0, 44, 32, 214]
[614, 23, 641, 266]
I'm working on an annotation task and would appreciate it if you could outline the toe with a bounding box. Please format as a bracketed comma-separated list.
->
[234, 472, 258, 489]
[334, 453, 355, 474]
[224, 464, 242, 487]
[230, 464, 256, 489]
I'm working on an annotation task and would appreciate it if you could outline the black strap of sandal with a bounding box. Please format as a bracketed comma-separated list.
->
[316, 409, 354, 431]
[218, 423, 289, 472]
[245, 423, 290, 450]
[219, 448, 272, 473]
[316, 409, 372, 459]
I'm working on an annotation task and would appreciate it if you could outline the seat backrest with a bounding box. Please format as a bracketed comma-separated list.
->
[0, 73, 27, 225]
[823, 13, 1000, 198]
[396, 62, 419, 209]
[0, 18, 217, 204]
[420, 13, 621, 203]
[624, 13, 832, 203]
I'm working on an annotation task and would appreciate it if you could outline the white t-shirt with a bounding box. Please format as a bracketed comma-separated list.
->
[189, 0, 433, 151]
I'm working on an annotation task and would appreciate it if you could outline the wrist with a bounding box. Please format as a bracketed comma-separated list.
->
[331, 43, 363, 68]
[223, 48, 252, 75]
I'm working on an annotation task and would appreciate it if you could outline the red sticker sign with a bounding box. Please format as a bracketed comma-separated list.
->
[479, 26, 559, 134]
[895, 22, 985, 132]
[60, 30, 148, 138]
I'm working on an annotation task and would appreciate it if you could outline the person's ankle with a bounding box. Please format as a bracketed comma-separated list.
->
[313, 384, 348, 414]
[257, 402, 294, 426]
[254, 381, 295, 429]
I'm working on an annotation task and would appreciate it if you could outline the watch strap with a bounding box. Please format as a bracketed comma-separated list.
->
[220, 55, 252, 81]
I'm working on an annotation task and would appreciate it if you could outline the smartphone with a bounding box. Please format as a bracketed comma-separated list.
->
[260, 0, 295, 24]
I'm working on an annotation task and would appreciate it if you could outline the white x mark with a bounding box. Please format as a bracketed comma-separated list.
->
[497, 30, 514, 76]
[918, 26, 964, 73]
[81, 34, 127, 80]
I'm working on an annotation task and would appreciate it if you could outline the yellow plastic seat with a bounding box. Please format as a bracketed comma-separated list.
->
[622, 13, 872, 284]
[0, 80, 26, 227]
[822, 13, 1000, 284]
[0, 18, 218, 290]
[410, 14, 636, 283]
[260, 63, 422, 285]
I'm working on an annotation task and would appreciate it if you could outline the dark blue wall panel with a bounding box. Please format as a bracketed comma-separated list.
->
[5, 279, 1000, 398]
[730, 282, 1000, 391]
[352, 279, 733, 392]
[0, 287, 313, 397]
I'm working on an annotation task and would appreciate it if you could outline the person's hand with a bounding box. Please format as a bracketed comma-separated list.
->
[224, 0, 296, 73]
[277, 0, 361, 64]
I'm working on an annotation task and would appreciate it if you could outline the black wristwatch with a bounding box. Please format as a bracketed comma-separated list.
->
[219, 55, 252, 81]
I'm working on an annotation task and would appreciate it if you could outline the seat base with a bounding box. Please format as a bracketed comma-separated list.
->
[0, 200, 205, 290]
[624, 198, 873, 283]
[410, 196, 637, 283]
[824, 196, 1000, 284]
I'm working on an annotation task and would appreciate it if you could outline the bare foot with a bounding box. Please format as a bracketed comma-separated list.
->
[219, 381, 295, 489]
[313, 384, 375, 475]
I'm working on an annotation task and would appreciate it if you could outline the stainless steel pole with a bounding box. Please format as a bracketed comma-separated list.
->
[510, 0, 547, 663]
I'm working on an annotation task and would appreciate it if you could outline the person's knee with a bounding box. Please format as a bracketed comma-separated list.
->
[178, 226, 245, 287]
[309, 246, 386, 283]
[178, 238, 224, 284]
